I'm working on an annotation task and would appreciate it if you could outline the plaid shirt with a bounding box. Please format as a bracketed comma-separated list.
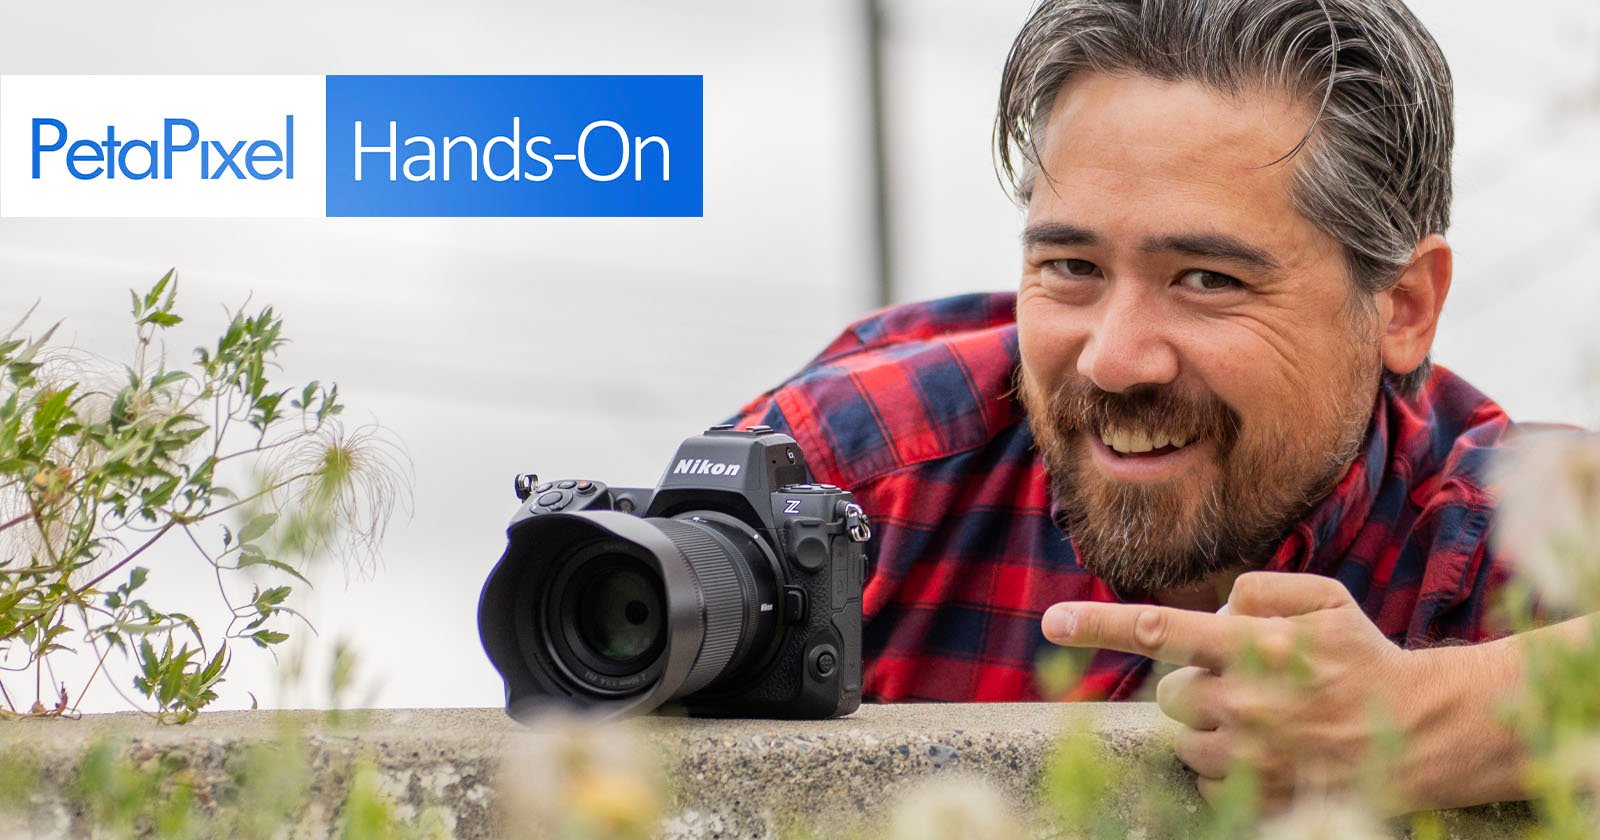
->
[730, 292, 1515, 702]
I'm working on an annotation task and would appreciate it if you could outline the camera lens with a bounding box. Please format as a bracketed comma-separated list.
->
[542, 545, 671, 692]
[479, 510, 781, 718]
[578, 564, 660, 662]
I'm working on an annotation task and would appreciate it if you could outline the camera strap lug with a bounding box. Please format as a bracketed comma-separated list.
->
[842, 502, 871, 543]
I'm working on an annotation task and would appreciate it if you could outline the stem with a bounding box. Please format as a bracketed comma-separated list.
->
[0, 511, 33, 532]
[213, 434, 298, 465]
[27, 488, 73, 576]
[0, 565, 71, 576]
[201, 471, 314, 521]
[70, 604, 122, 716]
[0, 676, 15, 713]
[82, 632, 151, 717]
[184, 524, 240, 619]
[8, 521, 175, 642]
[44, 651, 59, 705]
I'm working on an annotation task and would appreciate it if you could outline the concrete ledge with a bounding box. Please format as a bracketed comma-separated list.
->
[0, 704, 1534, 837]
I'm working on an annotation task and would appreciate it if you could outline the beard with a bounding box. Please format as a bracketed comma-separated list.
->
[1019, 361, 1377, 597]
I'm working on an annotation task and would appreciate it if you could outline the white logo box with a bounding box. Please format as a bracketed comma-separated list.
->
[0, 75, 326, 218]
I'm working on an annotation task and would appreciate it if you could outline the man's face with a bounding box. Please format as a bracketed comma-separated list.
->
[1016, 72, 1383, 596]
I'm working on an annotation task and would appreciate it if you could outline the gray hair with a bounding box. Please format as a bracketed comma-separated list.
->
[995, 0, 1453, 394]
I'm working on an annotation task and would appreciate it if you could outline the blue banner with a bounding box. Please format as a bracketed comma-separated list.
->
[324, 75, 702, 217]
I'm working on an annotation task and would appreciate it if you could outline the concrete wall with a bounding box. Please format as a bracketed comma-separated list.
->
[0, 705, 1535, 838]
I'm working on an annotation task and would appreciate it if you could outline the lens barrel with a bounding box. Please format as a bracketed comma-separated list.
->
[478, 510, 780, 719]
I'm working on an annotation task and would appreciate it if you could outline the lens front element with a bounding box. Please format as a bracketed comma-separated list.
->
[576, 558, 664, 662]
[545, 541, 668, 694]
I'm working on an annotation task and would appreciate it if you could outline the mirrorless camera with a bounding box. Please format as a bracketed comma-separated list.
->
[478, 425, 869, 720]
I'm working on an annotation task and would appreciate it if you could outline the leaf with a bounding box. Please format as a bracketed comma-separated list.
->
[236, 550, 311, 585]
[158, 651, 187, 705]
[199, 645, 228, 683]
[254, 586, 292, 610]
[107, 390, 130, 431]
[31, 385, 75, 432]
[0, 590, 28, 614]
[250, 630, 289, 648]
[142, 477, 179, 510]
[138, 638, 160, 684]
[238, 513, 277, 545]
[143, 269, 174, 312]
[148, 370, 189, 390]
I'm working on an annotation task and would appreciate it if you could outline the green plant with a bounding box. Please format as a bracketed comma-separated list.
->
[0, 271, 407, 722]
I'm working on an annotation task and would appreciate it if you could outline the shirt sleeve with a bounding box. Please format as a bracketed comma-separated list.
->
[720, 392, 795, 438]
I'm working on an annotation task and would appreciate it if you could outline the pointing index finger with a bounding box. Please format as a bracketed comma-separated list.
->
[1042, 601, 1242, 672]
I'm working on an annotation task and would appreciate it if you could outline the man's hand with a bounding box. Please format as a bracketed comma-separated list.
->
[1042, 572, 1433, 812]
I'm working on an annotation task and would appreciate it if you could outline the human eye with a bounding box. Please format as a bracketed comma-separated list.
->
[1045, 258, 1102, 279]
[1176, 269, 1243, 292]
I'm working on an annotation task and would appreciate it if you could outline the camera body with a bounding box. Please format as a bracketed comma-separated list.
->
[479, 424, 868, 719]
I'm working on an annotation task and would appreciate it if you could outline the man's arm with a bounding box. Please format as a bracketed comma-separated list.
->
[1042, 571, 1593, 813]
[1390, 614, 1594, 810]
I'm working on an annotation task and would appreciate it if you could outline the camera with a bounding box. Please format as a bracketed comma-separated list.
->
[478, 424, 870, 720]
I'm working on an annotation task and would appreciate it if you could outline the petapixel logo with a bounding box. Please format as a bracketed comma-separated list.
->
[0, 75, 326, 218]
[30, 116, 296, 181]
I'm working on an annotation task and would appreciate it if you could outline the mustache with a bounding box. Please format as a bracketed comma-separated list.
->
[1039, 376, 1242, 454]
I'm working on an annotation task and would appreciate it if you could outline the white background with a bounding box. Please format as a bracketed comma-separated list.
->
[0, 75, 325, 217]
[0, 0, 1595, 713]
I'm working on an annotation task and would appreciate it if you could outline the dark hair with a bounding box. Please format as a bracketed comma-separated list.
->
[995, 0, 1454, 393]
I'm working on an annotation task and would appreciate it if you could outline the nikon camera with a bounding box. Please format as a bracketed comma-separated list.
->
[477, 425, 870, 720]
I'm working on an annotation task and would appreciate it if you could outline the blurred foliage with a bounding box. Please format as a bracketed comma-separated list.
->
[0, 271, 408, 722]
[1495, 432, 1600, 838]
[0, 723, 444, 838]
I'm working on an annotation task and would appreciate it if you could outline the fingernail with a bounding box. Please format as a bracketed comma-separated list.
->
[1043, 606, 1077, 640]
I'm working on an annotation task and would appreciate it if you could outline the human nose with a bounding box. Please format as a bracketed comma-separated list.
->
[1075, 285, 1179, 393]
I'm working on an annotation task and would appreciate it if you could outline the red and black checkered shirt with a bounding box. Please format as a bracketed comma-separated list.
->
[729, 292, 1515, 702]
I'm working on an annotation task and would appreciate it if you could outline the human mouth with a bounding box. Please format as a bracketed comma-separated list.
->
[1098, 423, 1193, 456]
[1086, 422, 1205, 481]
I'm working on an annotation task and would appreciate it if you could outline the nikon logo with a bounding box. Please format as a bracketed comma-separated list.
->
[673, 459, 741, 477]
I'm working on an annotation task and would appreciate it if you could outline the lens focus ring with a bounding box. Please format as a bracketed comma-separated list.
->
[654, 519, 745, 695]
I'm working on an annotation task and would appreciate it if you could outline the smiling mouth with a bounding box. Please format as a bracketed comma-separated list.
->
[1097, 423, 1195, 457]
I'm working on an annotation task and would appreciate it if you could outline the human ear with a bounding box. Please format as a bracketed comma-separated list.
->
[1377, 234, 1452, 378]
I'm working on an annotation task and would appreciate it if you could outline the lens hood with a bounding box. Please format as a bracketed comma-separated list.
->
[480, 510, 752, 720]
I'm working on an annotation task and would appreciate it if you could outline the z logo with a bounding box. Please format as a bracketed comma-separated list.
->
[783, 499, 802, 514]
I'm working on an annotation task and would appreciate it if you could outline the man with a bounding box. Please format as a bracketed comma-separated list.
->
[730, 0, 1588, 814]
